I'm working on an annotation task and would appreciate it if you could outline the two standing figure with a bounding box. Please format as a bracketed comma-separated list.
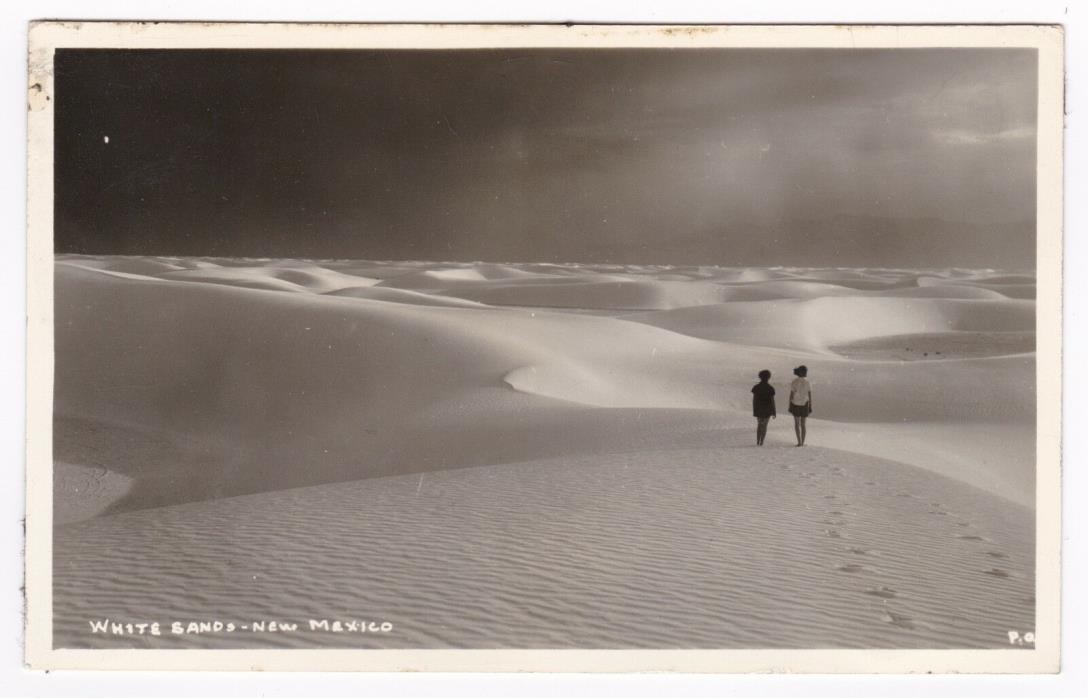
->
[751, 365, 813, 447]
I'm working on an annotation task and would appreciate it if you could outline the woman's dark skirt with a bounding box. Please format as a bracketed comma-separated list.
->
[789, 402, 811, 417]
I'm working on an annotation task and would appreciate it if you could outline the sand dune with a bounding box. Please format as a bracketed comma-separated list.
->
[51, 256, 1037, 649]
[158, 266, 378, 294]
[55, 262, 729, 511]
[917, 273, 1036, 299]
[626, 296, 1034, 351]
[873, 285, 1009, 300]
[815, 421, 1035, 506]
[434, 278, 738, 310]
[968, 283, 1037, 300]
[54, 445, 1034, 650]
[375, 266, 598, 291]
[81, 257, 188, 276]
[323, 285, 490, 308]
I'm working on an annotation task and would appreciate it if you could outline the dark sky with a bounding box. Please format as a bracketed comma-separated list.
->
[54, 48, 1037, 268]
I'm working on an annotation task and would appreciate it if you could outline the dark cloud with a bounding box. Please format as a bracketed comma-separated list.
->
[55, 48, 1037, 267]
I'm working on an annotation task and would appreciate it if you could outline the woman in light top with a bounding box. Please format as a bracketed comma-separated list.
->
[788, 365, 812, 447]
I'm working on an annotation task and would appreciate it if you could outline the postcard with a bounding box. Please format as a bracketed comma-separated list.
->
[25, 22, 1063, 672]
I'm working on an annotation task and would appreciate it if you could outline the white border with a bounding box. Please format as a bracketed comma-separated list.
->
[24, 21, 1064, 674]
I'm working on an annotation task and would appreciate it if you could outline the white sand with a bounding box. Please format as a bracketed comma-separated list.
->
[51, 255, 1037, 649]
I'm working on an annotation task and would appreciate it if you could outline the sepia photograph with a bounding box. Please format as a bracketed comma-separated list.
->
[24, 22, 1063, 672]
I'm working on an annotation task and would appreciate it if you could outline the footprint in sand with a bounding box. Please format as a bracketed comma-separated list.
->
[845, 546, 869, 556]
[957, 534, 987, 541]
[824, 529, 843, 539]
[823, 494, 838, 500]
[836, 563, 866, 573]
[864, 586, 897, 599]
[985, 551, 1008, 559]
[864, 480, 875, 486]
[881, 610, 917, 630]
[983, 568, 1010, 578]
[956, 521, 972, 527]
[895, 492, 915, 498]
[821, 518, 846, 526]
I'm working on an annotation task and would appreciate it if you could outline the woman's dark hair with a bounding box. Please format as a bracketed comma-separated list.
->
[793, 365, 808, 377]
[758, 370, 771, 381]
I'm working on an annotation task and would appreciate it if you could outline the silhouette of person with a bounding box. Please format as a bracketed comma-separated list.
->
[751, 369, 776, 446]
[788, 365, 813, 447]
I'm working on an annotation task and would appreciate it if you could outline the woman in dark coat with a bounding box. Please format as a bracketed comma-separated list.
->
[751, 369, 776, 446]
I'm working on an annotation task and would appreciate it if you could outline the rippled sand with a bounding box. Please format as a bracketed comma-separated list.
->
[55, 446, 1033, 649]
